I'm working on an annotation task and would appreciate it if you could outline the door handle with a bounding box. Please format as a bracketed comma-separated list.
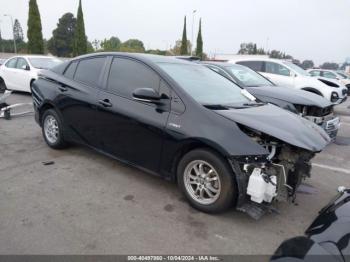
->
[58, 84, 68, 92]
[98, 99, 112, 107]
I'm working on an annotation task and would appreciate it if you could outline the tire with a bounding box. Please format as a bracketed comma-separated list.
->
[0, 78, 7, 93]
[41, 109, 68, 149]
[177, 148, 236, 213]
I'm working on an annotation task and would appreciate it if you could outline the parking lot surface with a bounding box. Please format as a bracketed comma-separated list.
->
[1, 93, 350, 255]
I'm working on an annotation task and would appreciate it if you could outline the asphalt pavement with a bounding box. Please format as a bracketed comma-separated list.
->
[0, 93, 349, 255]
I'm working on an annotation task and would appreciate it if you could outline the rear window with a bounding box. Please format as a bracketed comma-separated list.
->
[236, 61, 264, 72]
[74, 57, 106, 87]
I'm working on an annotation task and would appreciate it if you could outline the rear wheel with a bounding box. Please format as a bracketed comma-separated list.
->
[177, 149, 236, 213]
[0, 78, 7, 93]
[41, 109, 68, 149]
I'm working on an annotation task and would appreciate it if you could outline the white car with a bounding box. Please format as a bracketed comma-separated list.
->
[229, 58, 347, 104]
[308, 69, 350, 94]
[0, 55, 62, 93]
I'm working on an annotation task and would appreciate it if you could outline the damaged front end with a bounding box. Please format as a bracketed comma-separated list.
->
[230, 126, 316, 220]
[295, 104, 340, 140]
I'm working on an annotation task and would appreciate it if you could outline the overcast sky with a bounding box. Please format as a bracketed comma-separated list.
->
[0, 0, 349, 65]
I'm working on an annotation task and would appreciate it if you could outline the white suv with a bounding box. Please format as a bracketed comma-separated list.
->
[308, 69, 350, 94]
[229, 58, 347, 104]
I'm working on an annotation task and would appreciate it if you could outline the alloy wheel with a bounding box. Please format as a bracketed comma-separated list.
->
[44, 115, 59, 144]
[184, 160, 221, 205]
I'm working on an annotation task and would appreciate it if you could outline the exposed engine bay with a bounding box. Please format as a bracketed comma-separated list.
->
[234, 126, 315, 219]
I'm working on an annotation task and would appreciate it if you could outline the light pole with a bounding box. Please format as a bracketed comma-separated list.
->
[4, 14, 17, 54]
[191, 10, 197, 56]
[0, 19, 3, 53]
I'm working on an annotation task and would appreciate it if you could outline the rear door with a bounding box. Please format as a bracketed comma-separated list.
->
[1, 58, 18, 90]
[95, 56, 171, 172]
[58, 56, 108, 147]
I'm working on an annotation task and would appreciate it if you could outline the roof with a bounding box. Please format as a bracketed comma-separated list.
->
[71, 52, 194, 65]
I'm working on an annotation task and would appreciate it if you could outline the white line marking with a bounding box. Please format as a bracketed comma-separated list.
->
[313, 163, 350, 174]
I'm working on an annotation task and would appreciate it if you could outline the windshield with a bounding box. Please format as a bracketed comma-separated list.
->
[225, 64, 273, 87]
[283, 61, 309, 76]
[28, 57, 62, 69]
[336, 72, 347, 79]
[158, 63, 252, 106]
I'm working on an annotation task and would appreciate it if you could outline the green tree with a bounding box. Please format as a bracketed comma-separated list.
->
[47, 13, 76, 57]
[252, 44, 257, 54]
[238, 42, 256, 54]
[320, 62, 339, 70]
[27, 0, 44, 54]
[170, 39, 192, 55]
[73, 0, 87, 56]
[120, 39, 145, 53]
[13, 19, 24, 42]
[301, 60, 314, 70]
[195, 18, 203, 59]
[180, 16, 188, 55]
[100, 37, 121, 51]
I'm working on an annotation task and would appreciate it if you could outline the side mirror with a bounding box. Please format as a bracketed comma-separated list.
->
[132, 88, 161, 103]
[22, 65, 30, 71]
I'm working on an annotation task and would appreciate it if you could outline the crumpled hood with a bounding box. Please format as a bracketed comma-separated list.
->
[246, 86, 332, 108]
[215, 104, 330, 152]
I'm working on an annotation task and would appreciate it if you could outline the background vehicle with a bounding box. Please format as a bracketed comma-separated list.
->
[230, 58, 347, 104]
[32, 53, 329, 217]
[201, 62, 340, 140]
[0, 59, 5, 66]
[0, 55, 62, 93]
[308, 69, 350, 94]
[271, 187, 350, 262]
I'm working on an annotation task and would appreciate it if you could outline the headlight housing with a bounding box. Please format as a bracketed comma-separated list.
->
[331, 92, 339, 102]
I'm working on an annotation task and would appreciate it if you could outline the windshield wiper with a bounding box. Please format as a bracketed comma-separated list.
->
[203, 104, 230, 110]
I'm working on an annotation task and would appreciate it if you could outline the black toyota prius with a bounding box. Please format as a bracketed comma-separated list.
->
[31, 53, 330, 217]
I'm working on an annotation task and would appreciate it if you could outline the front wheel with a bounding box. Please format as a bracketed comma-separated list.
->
[177, 149, 236, 213]
[42, 109, 68, 149]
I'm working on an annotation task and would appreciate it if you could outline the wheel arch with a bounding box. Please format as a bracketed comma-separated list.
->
[169, 139, 231, 182]
[38, 101, 61, 125]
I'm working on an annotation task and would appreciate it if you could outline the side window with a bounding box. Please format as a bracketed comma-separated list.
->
[5, 58, 18, 68]
[323, 71, 337, 79]
[265, 62, 290, 76]
[74, 57, 106, 87]
[16, 58, 29, 70]
[64, 61, 78, 79]
[236, 61, 264, 72]
[107, 58, 160, 98]
[309, 70, 321, 77]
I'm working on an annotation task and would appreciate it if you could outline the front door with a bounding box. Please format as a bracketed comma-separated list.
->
[262, 61, 295, 88]
[14, 58, 32, 91]
[95, 57, 170, 173]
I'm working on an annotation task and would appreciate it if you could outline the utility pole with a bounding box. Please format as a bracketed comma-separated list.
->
[4, 14, 17, 53]
[0, 20, 4, 53]
[191, 10, 196, 56]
